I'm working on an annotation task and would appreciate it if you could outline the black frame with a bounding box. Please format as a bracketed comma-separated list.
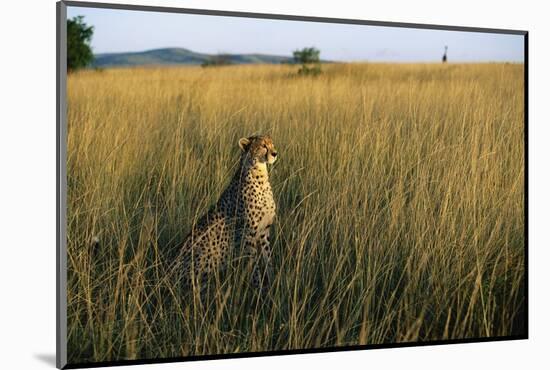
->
[56, 1, 529, 368]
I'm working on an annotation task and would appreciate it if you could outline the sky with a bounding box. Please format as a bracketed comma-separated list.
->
[67, 6, 524, 63]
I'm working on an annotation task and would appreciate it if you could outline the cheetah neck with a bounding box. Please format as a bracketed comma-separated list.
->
[220, 160, 266, 202]
[236, 158, 269, 185]
[216, 159, 273, 221]
[248, 162, 268, 179]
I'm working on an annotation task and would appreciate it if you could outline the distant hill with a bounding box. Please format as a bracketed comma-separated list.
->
[92, 47, 296, 68]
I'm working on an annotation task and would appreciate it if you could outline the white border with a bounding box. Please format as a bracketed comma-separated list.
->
[1, 1, 549, 369]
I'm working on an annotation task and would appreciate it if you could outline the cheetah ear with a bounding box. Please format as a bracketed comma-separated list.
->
[238, 137, 250, 152]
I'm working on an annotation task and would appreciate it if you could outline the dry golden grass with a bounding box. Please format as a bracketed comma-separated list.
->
[66, 63, 525, 364]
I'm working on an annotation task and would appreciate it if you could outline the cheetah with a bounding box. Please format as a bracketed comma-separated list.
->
[176, 135, 278, 294]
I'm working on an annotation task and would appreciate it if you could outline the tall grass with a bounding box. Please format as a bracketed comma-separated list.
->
[66, 63, 525, 364]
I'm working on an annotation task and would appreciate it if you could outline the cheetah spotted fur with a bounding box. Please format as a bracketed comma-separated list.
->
[177, 135, 278, 294]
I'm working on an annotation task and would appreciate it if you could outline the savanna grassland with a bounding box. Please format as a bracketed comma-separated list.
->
[66, 63, 525, 364]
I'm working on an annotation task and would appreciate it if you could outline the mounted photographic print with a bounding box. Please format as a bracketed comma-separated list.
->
[56, 1, 528, 368]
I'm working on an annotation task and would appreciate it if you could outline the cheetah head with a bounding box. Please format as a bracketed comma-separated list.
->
[238, 135, 278, 165]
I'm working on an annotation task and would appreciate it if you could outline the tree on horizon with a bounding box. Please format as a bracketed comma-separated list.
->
[67, 16, 94, 71]
[293, 47, 321, 76]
